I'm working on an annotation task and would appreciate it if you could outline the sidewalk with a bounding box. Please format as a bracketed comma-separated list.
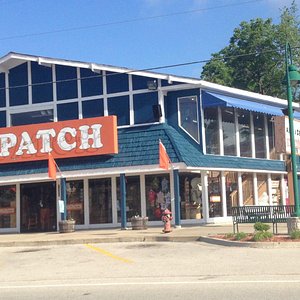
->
[0, 223, 289, 247]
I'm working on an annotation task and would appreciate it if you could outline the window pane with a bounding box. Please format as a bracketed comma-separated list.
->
[133, 92, 158, 124]
[31, 62, 53, 103]
[238, 110, 251, 157]
[56, 65, 78, 100]
[106, 72, 129, 94]
[254, 113, 266, 158]
[225, 172, 238, 216]
[271, 175, 282, 205]
[222, 108, 236, 156]
[0, 185, 16, 229]
[179, 173, 203, 220]
[257, 173, 269, 205]
[208, 171, 223, 217]
[132, 75, 157, 90]
[82, 99, 104, 118]
[89, 178, 112, 224]
[9, 63, 28, 106]
[80, 68, 103, 97]
[66, 180, 84, 225]
[0, 73, 5, 107]
[108, 95, 129, 126]
[204, 107, 219, 154]
[179, 96, 199, 141]
[117, 176, 141, 222]
[268, 117, 280, 160]
[145, 174, 170, 221]
[57, 102, 78, 121]
[0, 111, 6, 127]
[11, 110, 53, 126]
[242, 173, 254, 205]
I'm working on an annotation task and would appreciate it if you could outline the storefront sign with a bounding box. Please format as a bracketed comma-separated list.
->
[0, 207, 15, 215]
[274, 116, 300, 155]
[67, 203, 83, 211]
[0, 116, 118, 164]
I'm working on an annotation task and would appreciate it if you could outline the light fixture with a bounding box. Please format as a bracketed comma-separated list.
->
[147, 80, 157, 90]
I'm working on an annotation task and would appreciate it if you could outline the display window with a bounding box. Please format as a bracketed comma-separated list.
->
[241, 173, 254, 206]
[145, 174, 170, 221]
[89, 178, 112, 224]
[179, 173, 202, 220]
[66, 180, 84, 225]
[225, 171, 239, 216]
[208, 171, 223, 217]
[117, 176, 141, 222]
[0, 185, 16, 229]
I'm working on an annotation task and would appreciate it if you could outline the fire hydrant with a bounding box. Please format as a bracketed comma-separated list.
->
[161, 209, 173, 233]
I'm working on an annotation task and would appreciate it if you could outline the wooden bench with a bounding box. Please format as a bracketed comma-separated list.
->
[231, 205, 295, 234]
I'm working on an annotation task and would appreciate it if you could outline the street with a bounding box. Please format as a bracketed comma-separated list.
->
[1, 241, 300, 299]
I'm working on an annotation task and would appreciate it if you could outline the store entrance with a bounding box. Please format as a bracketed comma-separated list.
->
[21, 182, 57, 233]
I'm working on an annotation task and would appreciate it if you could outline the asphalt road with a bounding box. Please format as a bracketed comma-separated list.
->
[1, 241, 300, 299]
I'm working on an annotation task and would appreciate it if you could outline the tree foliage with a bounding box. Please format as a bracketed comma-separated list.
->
[201, 1, 300, 100]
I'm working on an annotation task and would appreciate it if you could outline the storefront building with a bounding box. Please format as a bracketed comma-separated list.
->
[0, 52, 298, 233]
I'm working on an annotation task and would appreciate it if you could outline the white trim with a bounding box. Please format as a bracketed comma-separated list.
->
[267, 174, 272, 205]
[5, 72, 10, 126]
[52, 65, 58, 122]
[77, 67, 82, 119]
[235, 108, 240, 157]
[28, 62, 32, 105]
[128, 74, 134, 125]
[140, 174, 146, 217]
[250, 112, 255, 158]
[265, 115, 270, 159]
[218, 107, 223, 156]
[221, 171, 227, 217]
[238, 172, 243, 206]
[202, 171, 209, 223]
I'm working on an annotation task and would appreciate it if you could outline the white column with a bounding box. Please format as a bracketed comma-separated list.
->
[238, 172, 243, 206]
[202, 171, 209, 222]
[218, 107, 224, 155]
[140, 174, 146, 217]
[250, 112, 255, 158]
[221, 171, 227, 217]
[235, 108, 240, 157]
[253, 173, 258, 205]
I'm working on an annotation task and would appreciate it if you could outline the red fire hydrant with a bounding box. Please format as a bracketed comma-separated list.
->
[161, 209, 173, 233]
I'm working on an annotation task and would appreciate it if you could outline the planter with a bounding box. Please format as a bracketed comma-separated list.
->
[131, 216, 148, 230]
[58, 220, 76, 233]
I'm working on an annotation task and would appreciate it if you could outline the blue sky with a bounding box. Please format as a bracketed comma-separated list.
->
[0, 0, 298, 78]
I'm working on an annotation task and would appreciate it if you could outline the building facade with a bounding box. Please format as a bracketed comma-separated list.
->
[0, 52, 297, 233]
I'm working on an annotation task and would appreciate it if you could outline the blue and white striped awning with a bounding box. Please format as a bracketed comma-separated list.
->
[202, 91, 300, 117]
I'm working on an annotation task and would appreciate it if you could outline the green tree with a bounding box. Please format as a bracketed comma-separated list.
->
[201, 1, 300, 100]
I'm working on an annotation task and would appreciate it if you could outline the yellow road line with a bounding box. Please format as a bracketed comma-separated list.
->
[84, 244, 133, 264]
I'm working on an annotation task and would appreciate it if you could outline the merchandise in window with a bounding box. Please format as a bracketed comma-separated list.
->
[66, 181, 84, 225]
[89, 178, 112, 224]
[179, 174, 202, 220]
[208, 171, 223, 217]
[145, 175, 170, 221]
[117, 176, 141, 222]
[0, 185, 16, 229]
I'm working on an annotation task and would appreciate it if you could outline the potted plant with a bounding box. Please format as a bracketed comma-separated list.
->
[58, 218, 76, 233]
[131, 214, 148, 230]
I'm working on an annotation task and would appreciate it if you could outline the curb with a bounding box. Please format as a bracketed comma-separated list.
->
[199, 236, 300, 248]
[0, 235, 200, 247]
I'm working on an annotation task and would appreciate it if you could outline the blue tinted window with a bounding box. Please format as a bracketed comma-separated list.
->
[56, 65, 78, 100]
[108, 95, 129, 126]
[57, 102, 78, 121]
[106, 72, 129, 94]
[0, 111, 6, 127]
[82, 99, 104, 118]
[9, 63, 28, 106]
[80, 68, 103, 97]
[133, 92, 158, 124]
[11, 110, 53, 126]
[31, 62, 53, 103]
[132, 75, 157, 90]
[0, 73, 5, 107]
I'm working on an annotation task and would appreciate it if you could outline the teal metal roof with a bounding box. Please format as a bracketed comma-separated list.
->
[0, 123, 286, 177]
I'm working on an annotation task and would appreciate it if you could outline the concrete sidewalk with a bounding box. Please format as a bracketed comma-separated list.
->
[0, 223, 289, 247]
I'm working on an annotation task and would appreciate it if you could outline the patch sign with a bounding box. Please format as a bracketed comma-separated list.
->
[0, 116, 118, 164]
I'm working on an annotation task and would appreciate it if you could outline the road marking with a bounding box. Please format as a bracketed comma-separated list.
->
[2, 280, 300, 289]
[84, 244, 133, 263]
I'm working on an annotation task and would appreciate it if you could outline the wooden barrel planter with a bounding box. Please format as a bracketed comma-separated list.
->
[131, 216, 148, 230]
[58, 220, 76, 233]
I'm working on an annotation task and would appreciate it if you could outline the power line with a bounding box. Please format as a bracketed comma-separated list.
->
[0, 45, 295, 92]
[0, 0, 263, 41]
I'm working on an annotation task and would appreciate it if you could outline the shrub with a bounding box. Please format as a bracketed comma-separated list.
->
[253, 231, 273, 242]
[254, 222, 270, 232]
[290, 230, 300, 240]
[234, 232, 247, 240]
[225, 233, 234, 239]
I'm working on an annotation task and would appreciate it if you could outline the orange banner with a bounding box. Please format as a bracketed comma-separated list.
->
[0, 116, 118, 164]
